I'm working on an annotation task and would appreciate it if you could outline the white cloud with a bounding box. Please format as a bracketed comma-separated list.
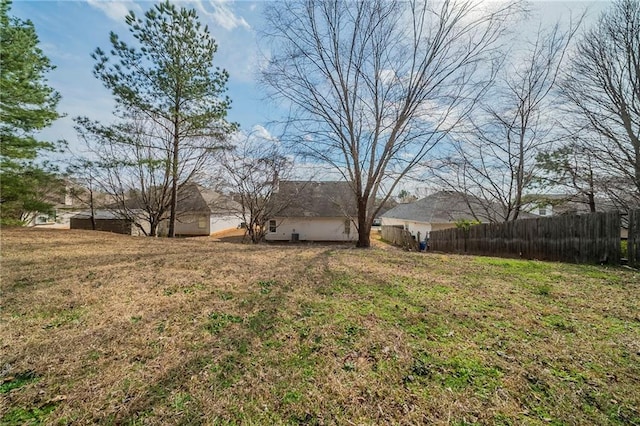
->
[251, 124, 277, 142]
[194, 0, 250, 31]
[227, 125, 279, 150]
[378, 69, 397, 85]
[86, 0, 141, 23]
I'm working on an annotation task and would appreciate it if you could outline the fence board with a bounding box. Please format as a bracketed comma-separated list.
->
[429, 212, 621, 264]
[381, 226, 419, 251]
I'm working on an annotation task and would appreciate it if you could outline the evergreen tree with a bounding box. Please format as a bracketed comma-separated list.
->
[0, 0, 62, 223]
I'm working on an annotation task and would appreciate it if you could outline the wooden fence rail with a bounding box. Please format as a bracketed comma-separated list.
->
[429, 211, 621, 265]
[629, 209, 640, 268]
[381, 225, 419, 251]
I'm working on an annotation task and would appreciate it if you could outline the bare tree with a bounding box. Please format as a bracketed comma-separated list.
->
[261, 0, 521, 247]
[75, 111, 222, 236]
[66, 159, 102, 230]
[433, 19, 581, 222]
[219, 132, 294, 243]
[561, 0, 640, 210]
[75, 115, 170, 236]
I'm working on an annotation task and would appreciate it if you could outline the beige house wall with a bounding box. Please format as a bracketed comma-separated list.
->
[168, 213, 210, 236]
[265, 217, 356, 242]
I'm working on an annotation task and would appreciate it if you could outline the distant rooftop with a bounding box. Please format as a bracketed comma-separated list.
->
[382, 191, 536, 223]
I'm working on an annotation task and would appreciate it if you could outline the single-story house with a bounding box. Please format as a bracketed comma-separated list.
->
[157, 183, 241, 236]
[69, 183, 241, 236]
[381, 191, 535, 241]
[265, 181, 357, 242]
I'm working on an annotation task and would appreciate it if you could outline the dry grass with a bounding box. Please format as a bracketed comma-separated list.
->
[1, 228, 639, 425]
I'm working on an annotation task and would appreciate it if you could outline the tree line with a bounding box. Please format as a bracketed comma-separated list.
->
[1, 0, 638, 247]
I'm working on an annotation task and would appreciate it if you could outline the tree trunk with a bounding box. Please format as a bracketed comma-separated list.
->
[356, 198, 370, 248]
[168, 175, 178, 237]
[167, 126, 179, 238]
[89, 189, 96, 231]
[588, 192, 596, 213]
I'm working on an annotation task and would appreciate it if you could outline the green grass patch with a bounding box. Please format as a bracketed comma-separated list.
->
[1, 404, 57, 425]
[409, 352, 502, 396]
[257, 279, 278, 294]
[43, 307, 84, 329]
[0, 371, 39, 394]
[541, 314, 576, 333]
[205, 312, 243, 334]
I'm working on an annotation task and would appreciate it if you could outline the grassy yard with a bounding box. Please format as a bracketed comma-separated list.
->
[1, 229, 639, 425]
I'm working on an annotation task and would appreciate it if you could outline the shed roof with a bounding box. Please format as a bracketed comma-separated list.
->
[70, 210, 129, 220]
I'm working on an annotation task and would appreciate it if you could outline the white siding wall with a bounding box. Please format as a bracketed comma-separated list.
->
[210, 215, 240, 235]
[265, 217, 356, 241]
[380, 217, 432, 241]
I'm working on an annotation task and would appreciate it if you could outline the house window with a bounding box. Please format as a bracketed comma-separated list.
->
[269, 220, 277, 233]
[539, 207, 547, 216]
[198, 217, 207, 229]
[36, 213, 56, 224]
[344, 219, 351, 234]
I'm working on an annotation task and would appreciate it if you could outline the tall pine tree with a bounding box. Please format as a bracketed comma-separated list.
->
[0, 0, 62, 223]
[79, 1, 236, 237]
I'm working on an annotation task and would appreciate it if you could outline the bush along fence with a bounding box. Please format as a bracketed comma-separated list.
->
[628, 209, 640, 268]
[429, 211, 624, 265]
[381, 225, 419, 251]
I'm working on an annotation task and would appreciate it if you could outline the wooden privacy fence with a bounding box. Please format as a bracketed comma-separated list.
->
[429, 211, 621, 264]
[381, 225, 419, 251]
[628, 209, 640, 268]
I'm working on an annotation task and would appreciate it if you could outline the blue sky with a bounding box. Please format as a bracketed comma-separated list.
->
[10, 0, 610, 163]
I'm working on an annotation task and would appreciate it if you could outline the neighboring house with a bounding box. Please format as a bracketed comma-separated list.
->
[522, 194, 593, 217]
[522, 194, 629, 238]
[381, 191, 535, 241]
[68, 183, 241, 236]
[27, 180, 107, 229]
[521, 193, 622, 217]
[157, 183, 241, 236]
[265, 181, 357, 242]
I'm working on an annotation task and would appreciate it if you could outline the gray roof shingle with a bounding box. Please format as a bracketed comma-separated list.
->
[381, 191, 530, 223]
[274, 181, 357, 217]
